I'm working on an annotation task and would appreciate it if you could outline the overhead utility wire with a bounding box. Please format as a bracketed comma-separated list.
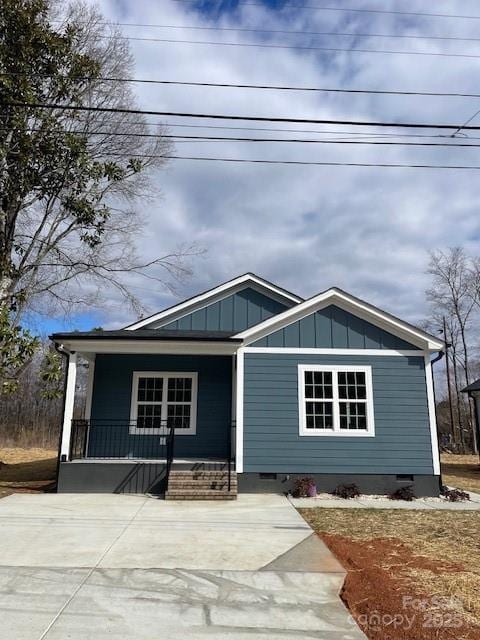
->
[8, 102, 480, 131]
[46, 119, 480, 140]
[85, 36, 480, 59]
[5, 72, 480, 98]
[169, 0, 480, 21]
[87, 22, 480, 44]
[105, 153, 480, 170]
[12, 127, 480, 148]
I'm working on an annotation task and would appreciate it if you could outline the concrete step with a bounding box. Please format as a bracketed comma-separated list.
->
[165, 495, 237, 501]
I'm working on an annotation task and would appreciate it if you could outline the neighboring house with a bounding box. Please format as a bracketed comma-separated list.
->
[461, 379, 480, 449]
[51, 273, 444, 498]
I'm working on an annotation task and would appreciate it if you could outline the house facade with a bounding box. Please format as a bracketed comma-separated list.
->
[52, 273, 444, 497]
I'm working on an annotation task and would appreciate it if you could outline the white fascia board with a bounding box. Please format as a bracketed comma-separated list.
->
[124, 274, 302, 331]
[59, 340, 240, 356]
[235, 289, 444, 351]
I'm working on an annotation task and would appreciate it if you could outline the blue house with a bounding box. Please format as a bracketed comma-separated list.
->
[51, 273, 444, 498]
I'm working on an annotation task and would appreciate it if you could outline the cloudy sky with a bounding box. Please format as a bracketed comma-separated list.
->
[54, 0, 480, 331]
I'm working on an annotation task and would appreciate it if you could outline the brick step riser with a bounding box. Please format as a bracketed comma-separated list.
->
[168, 481, 237, 487]
[166, 489, 237, 496]
[165, 495, 237, 501]
[169, 472, 236, 478]
[168, 487, 236, 493]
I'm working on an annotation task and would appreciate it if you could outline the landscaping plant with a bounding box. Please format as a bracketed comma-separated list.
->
[292, 477, 317, 498]
[332, 483, 361, 499]
[389, 485, 415, 501]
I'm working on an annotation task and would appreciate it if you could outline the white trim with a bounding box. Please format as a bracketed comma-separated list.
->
[84, 355, 95, 420]
[424, 355, 441, 475]
[60, 352, 77, 460]
[129, 371, 198, 436]
[235, 347, 244, 473]
[231, 355, 237, 459]
[235, 288, 444, 351]
[124, 274, 302, 330]
[297, 364, 375, 437]
[57, 340, 240, 356]
[244, 347, 422, 357]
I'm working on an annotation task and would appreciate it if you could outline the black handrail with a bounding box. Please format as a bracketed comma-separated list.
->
[228, 420, 236, 492]
[165, 422, 175, 490]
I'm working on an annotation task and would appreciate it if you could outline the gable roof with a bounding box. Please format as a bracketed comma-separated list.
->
[234, 287, 444, 351]
[124, 273, 303, 331]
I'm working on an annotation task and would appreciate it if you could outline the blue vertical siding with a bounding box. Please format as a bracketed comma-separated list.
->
[252, 305, 419, 349]
[89, 354, 232, 458]
[156, 287, 289, 332]
[243, 353, 434, 474]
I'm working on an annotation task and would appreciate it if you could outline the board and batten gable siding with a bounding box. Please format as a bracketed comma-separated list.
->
[242, 353, 434, 475]
[154, 287, 289, 332]
[251, 304, 419, 350]
[89, 354, 232, 459]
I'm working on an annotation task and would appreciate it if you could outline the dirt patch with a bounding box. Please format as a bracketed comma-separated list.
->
[441, 453, 480, 494]
[0, 448, 57, 498]
[300, 508, 480, 640]
[322, 533, 480, 640]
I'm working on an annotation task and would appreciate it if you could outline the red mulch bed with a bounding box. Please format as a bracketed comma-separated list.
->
[321, 533, 480, 640]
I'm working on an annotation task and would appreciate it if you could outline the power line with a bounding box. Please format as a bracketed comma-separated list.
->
[5, 72, 480, 98]
[52, 118, 480, 140]
[89, 22, 480, 45]
[92, 121, 480, 141]
[169, 0, 480, 21]
[85, 35, 480, 59]
[8, 102, 480, 131]
[115, 152, 480, 170]
[12, 127, 480, 148]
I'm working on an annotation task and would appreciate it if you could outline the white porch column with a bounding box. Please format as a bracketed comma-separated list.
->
[60, 351, 78, 460]
[235, 347, 244, 473]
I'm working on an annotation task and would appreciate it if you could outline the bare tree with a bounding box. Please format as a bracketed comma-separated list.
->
[0, 0, 200, 389]
[427, 248, 478, 452]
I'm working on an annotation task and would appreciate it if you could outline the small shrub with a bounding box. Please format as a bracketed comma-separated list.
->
[441, 486, 470, 502]
[292, 477, 316, 498]
[332, 483, 361, 499]
[389, 485, 415, 501]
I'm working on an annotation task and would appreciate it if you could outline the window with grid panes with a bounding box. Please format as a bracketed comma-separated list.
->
[299, 366, 373, 436]
[131, 373, 197, 434]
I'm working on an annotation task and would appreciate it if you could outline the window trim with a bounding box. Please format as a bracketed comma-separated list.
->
[129, 371, 198, 435]
[298, 365, 375, 437]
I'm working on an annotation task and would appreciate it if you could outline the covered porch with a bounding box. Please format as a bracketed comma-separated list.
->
[51, 330, 241, 494]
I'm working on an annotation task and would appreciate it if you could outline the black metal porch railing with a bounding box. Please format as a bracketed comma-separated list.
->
[69, 419, 176, 462]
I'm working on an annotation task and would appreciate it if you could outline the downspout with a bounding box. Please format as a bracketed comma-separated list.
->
[430, 350, 445, 492]
[53, 343, 71, 493]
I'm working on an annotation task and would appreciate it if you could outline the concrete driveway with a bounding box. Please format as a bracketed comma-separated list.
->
[0, 493, 364, 639]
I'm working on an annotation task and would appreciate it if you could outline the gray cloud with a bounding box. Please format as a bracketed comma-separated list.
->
[83, 0, 480, 329]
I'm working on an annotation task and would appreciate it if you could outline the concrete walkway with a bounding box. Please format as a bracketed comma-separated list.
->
[0, 493, 364, 639]
[290, 488, 480, 510]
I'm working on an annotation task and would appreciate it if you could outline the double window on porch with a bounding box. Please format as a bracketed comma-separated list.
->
[130, 372, 198, 435]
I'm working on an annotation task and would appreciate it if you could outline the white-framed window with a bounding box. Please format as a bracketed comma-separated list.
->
[298, 365, 375, 437]
[130, 372, 198, 435]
